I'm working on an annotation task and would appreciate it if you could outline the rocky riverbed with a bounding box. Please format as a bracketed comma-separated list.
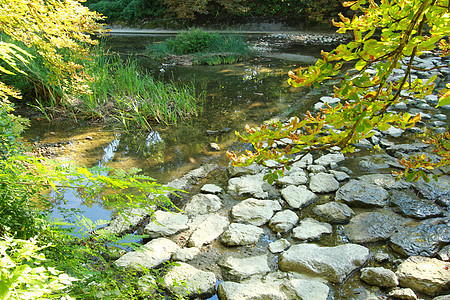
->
[100, 53, 450, 300]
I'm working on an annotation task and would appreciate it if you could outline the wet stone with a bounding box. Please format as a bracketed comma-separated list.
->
[188, 214, 230, 247]
[390, 190, 443, 219]
[387, 288, 418, 300]
[228, 173, 269, 199]
[269, 209, 299, 233]
[282, 278, 330, 300]
[314, 153, 345, 167]
[410, 176, 450, 203]
[437, 244, 450, 261]
[268, 238, 290, 253]
[231, 198, 281, 226]
[221, 223, 264, 246]
[360, 267, 399, 288]
[329, 169, 349, 181]
[279, 243, 370, 284]
[281, 185, 318, 209]
[309, 172, 340, 193]
[389, 220, 450, 257]
[358, 154, 395, 170]
[385, 142, 430, 156]
[276, 171, 308, 186]
[313, 202, 355, 224]
[396, 256, 450, 296]
[218, 281, 285, 300]
[344, 210, 407, 243]
[358, 173, 410, 189]
[219, 254, 270, 281]
[335, 179, 390, 208]
[292, 218, 332, 241]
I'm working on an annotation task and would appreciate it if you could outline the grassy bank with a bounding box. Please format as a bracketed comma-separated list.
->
[146, 29, 253, 65]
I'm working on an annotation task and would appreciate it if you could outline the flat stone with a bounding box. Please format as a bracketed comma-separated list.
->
[387, 288, 418, 300]
[163, 262, 216, 298]
[188, 214, 230, 247]
[228, 173, 269, 199]
[184, 193, 222, 216]
[269, 210, 299, 233]
[389, 220, 450, 257]
[396, 256, 450, 296]
[269, 238, 291, 253]
[358, 174, 410, 189]
[344, 210, 407, 243]
[201, 183, 223, 194]
[172, 247, 200, 262]
[309, 172, 340, 193]
[115, 238, 180, 270]
[103, 208, 149, 234]
[221, 223, 264, 246]
[358, 154, 393, 170]
[307, 164, 327, 173]
[313, 202, 355, 224]
[386, 143, 430, 156]
[384, 126, 404, 137]
[217, 281, 285, 300]
[282, 278, 330, 300]
[438, 245, 450, 261]
[279, 243, 370, 284]
[227, 162, 264, 177]
[360, 267, 399, 288]
[231, 198, 281, 226]
[335, 179, 389, 208]
[329, 169, 350, 181]
[315, 153, 345, 166]
[411, 176, 450, 204]
[276, 171, 308, 186]
[390, 190, 443, 219]
[292, 218, 332, 241]
[281, 185, 318, 209]
[143, 211, 189, 238]
[219, 254, 270, 281]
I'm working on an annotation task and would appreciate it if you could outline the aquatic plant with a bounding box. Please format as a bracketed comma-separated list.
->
[147, 29, 252, 65]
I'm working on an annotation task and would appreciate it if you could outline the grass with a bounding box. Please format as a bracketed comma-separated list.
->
[146, 28, 253, 65]
[80, 51, 204, 131]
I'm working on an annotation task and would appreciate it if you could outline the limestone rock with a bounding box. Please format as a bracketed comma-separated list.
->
[329, 169, 350, 181]
[184, 193, 222, 216]
[269, 210, 299, 233]
[335, 179, 389, 208]
[188, 214, 230, 247]
[276, 171, 308, 186]
[281, 278, 330, 300]
[219, 254, 270, 281]
[228, 173, 269, 199]
[344, 210, 406, 243]
[360, 267, 399, 288]
[269, 239, 291, 253]
[217, 281, 286, 300]
[231, 198, 281, 226]
[313, 202, 354, 224]
[281, 185, 318, 209]
[279, 243, 370, 283]
[358, 173, 410, 189]
[292, 218, 332, 241]
[315, 153, 345, 166]
[309, 172, 340, 193]
[221, 223, 264, 246]
[396, 256, 450, 296]
[143, 211, 188, 238]
[172, 247, 200, 262]
[163, 262, 216, 298]
[115, 238, 179, 270]
[387, 288, 418, 300]
[201, 183, 223, 194]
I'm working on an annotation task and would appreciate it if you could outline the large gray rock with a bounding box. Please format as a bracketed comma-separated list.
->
[228, 173, 269, 199]
[276, 171, 308, 186]
[227, 162, 264, 177]
[217, 281, 286, 300]
[386, 143, 430, 156]
[269, 239, 291, 253]
[292, 218, 332, 241]
[390, 190, 443, 219]
[115, 238, 179, 270]
[344, 210, 407, 243]
[167, 163, 218, 192]
[313, 202, 354, 224]
[163, 262, 216, 298]
[358, 174, 410, 189]
[201, 183, 223, 194]
[315, 153, 345, 166]
[219, 255, 270, 281]
[279, 243, 370, 283]
[269, 210, 299, 233]
[309, 172, 340, 193]
[396, 256, 450, 296]
[172, 247, 200, 262]
[184, 193, 222, 216]
[231, 198, 281, 226]
[221, 223, 264, 246]
[188, 214, 230, 247]
[103, 208, 149, 234]
[358, 154, 395, 170]
[335, 179, 389, 208]
[389, 220, 450, 257]
[281, 185, 318, 209]
[143, 211, 188, 238]
[360, 267, 399, 288]
[411, 176, 450, 205]
[281, 278, 330, 300]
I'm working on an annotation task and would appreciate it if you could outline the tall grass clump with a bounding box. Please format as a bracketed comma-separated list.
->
[81, 52, 203, 131]
[147, 28, 252, 65]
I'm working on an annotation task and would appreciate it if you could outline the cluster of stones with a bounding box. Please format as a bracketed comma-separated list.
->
[105, 55, 449, 299]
